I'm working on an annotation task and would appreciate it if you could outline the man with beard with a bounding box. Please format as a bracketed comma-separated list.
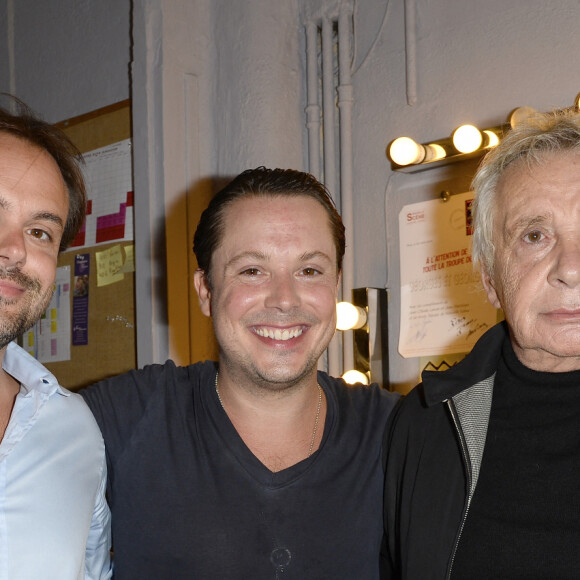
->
[81, 167, 400, 579]
[0, 100, 111, 579]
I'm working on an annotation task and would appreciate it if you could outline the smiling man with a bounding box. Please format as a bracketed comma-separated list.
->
[0, 100, 111, 579]
[81, 167, 399, 579]
[383, 109, 580, 579]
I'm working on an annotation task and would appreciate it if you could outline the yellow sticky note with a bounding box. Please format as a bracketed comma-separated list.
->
[96, 245, 125, 287]
[121, 244, 135, 273]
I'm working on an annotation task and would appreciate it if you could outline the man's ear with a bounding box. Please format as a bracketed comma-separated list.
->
[194, 269, 212, 317]
[480, 264, 502, 309]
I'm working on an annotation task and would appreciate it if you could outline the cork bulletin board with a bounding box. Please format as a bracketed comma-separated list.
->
[44, 100, 136, 390]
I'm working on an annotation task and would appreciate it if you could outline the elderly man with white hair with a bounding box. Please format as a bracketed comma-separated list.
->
[383, 109, 580, 580]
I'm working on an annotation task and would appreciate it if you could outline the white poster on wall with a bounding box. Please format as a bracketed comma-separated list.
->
[398, 191, 497, 358]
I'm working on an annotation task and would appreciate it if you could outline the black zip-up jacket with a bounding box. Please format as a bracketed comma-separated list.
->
[381, 322, 507, 579]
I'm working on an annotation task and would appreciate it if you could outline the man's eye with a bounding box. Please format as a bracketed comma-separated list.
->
[302, 267, 320, 276]
[28, 229, 50, 241]
[241, 268, 261, 276]
[523, 231, 543, 243]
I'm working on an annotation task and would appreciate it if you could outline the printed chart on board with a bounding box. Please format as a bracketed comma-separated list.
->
[69, 138, 134, 250]
[398, 191, 497, 358]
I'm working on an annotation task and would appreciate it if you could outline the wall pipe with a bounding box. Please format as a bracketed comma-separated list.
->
[305, 22, 321, 178]
[404, 0, 418, 106]
[321, 17, 342, 377]
[338, 6, 355, 371]
[306, 19, 341, 376]
[322, 17, 337, 206]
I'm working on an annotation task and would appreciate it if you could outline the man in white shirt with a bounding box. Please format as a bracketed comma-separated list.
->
[0, 98, 111, 579]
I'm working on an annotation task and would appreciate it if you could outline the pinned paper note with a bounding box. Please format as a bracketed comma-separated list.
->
[121, 244, 135, 273]
[96, 245, 125, 287]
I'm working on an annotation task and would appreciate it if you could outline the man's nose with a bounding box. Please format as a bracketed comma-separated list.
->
[264, 273, 301, 310]
[0, 227, 27, 270]
[548, 236, 580, 288]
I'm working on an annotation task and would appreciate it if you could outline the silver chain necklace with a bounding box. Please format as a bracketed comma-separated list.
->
[214, 372, 323, 457]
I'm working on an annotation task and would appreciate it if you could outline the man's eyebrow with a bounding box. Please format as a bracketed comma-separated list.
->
[224, 250, 333, 269]
[33, 211, 65, 229]
[0, 197, 64, 229]
[299, 251, 333, 263]
[225, 250, 269, 269]
[504, 215, 548, 240]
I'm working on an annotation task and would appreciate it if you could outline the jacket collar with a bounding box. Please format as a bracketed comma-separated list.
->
[420, 321, 508, 407]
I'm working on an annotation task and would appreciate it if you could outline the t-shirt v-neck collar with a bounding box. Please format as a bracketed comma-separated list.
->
[205, 370, 333, 488]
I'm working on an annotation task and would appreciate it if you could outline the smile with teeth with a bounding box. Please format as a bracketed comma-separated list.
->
[254, 326, 304, 341]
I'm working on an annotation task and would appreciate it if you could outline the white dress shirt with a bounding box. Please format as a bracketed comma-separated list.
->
[0, 342, 111, 579]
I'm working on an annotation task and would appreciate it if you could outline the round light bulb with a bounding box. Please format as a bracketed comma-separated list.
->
[452, 125, 483, 154]
[336, 302, 367, 331]
[342, 369, 370, 386]
[483, 130, 499, 148]
[425, 143, 446, 162]
[509, 106, 538, 129]
[388, 137, 424, 166]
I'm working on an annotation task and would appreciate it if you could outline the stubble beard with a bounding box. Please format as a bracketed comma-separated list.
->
[256, 350, 320, 390]
[220, 333, 328, 394]
[0, 269, 53, 350]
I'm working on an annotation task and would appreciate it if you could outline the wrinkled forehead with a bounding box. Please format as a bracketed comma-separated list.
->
[496, 149, 580, 192]
[494, 150, 580, 229]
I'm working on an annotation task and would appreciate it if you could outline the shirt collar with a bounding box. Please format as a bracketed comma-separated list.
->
[2, 342, 69, 397]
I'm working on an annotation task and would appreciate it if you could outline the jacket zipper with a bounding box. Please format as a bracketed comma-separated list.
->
[445, 398, 473, 580]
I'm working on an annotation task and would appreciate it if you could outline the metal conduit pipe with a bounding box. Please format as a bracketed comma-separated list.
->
[305, 19, 341, 376]
[405, 0, 418, 106]
[338, 7, 355, 372]
[321, 17, 342, 377]
[305, 22, 321, 177]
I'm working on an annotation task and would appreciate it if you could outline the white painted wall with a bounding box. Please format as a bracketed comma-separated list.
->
[1, 0, 130, 123]
[209, 0, 305, 174]
[2, 0, 580, 388]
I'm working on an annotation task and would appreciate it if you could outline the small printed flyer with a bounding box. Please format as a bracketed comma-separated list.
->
[398, 191, 497, 358]
[72, 253, 90, 346]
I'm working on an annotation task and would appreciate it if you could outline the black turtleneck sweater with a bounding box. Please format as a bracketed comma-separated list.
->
[452, 340, 580, 579]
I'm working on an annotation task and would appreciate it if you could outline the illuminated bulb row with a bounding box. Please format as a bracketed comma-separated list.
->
[389, 124, 500, 167]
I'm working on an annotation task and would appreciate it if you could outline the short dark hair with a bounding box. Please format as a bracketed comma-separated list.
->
[0, 96, 86, 252]
[193, 167, 346, 282]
